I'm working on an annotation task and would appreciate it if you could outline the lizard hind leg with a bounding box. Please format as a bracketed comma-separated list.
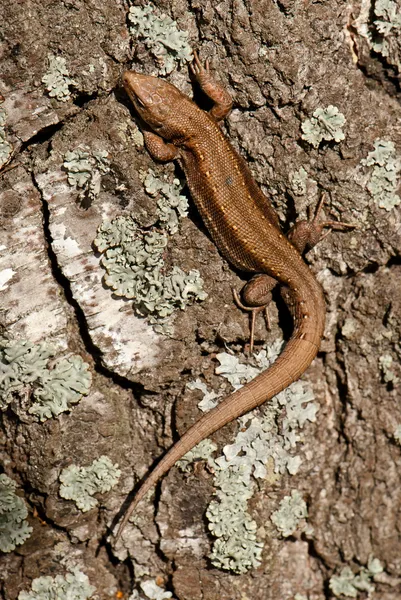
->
[288, 192, 356, 255]
[233, 274, 278, 353]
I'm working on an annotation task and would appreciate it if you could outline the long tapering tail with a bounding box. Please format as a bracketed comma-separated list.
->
[115, 327, 322, 540]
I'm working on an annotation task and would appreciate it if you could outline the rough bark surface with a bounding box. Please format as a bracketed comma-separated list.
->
[1, 1, 400, 599]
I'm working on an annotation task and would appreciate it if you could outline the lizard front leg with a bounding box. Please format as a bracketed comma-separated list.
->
[190, 51, 233, 122]
[142, 130, 180, 162]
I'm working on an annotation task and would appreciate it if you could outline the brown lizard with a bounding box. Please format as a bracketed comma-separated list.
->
[116, 53, 350, 539]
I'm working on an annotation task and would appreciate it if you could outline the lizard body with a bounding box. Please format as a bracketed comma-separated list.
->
[117, 57, 329, 538]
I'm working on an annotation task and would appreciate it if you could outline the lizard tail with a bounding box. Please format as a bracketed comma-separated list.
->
[115, 319, 323, 540]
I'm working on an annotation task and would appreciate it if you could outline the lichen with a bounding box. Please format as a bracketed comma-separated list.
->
[0, 338, 92, 421]
[128, 4, 193, 75]
[63, 147, 110, 204]
[329, 558, 383, 598]
[176, 439, 217, 472]
[367, 0, 401, 68]
[59, 456, 121, 512]
[187, 379, 219, 412]
[394, 424, 401, 445]
[270, 490, 308, 537]
[301, 106, 346, 148]
[0, 474, 33, 553]
[0, 105, 12, 169]
[361, 139, 400, 210]
[94, 214, 207, 334]
[141, 169, 189, 234]
[378, 353, 399, 384]
[290, 167, 308, 196]
[42, 55, 77, 102]
[18, 568, 95, 600]
[138, 580, 173, 600]
[183, 340, 319, 573]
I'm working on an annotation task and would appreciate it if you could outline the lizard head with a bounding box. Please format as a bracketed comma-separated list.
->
[123, 71, 190, 140]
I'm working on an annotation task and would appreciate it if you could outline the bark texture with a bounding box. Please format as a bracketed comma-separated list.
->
[1, 1, 400, 599]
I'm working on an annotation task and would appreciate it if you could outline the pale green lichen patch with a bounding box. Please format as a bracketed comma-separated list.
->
[0, 106, 12, 169]
[128, 4, 193, 74]
[59, 456, 121, 512]
[141, 169, 189, 234]
[393, 424, 401, 444]
[378, 353, 399, 384]
[329, 558, 383, 598]
[290, 167, 308, 196]
[187, 379, 219, 412]
[42, 55, 77, 102]
[0, 474, 33, 553]
[370, 0, 401, 62]
[133, 580, 173, 600]
[361, 139, 400, 210]
[176, 439, 217, 472]
[182, 340, 319, 573]
[18, 568, 96, 600]
[94, 214, 207, 333]
[301, 106, 346, 148]
[63, 147, 110, 203]
[0, 338, 92, 421]
[270, 490, 308, 537]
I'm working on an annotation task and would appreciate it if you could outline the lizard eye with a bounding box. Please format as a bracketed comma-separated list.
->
[135, 97, 146, 108]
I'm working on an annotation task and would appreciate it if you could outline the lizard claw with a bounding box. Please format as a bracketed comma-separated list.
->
[190, 51, 210, 82]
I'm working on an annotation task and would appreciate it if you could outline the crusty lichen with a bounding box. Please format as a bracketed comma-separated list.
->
[355, 0, 401, 71]
[0, 338, 92, 421]
[129, 580, 173, 600]
[141, 169, 188, 234]
[0, 474, 33, 553]
[63, 147, 110, 204]
[128, 4, 193, 74]
[361, 139, 400, 211]
[18, 568, 95, 600]
[42, 55, 77, 102]
[59, 456, 121, 512]
[183, 340, 319, 573]
[94, 211, 207, 334]
[378, 353, 399, 384]
[0, 105, 12, 169]
[329, 557, 383, 598]
[301, 106, 346, 148]
[270, 490, 308, 537]
[289, 167, 308, 196]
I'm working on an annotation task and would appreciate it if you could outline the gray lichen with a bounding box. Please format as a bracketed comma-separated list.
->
[364, 0, 401, 68]
[141, 169, 189, 234]
[329, 558, 383, 598]
[361, 139, 400, 210]
[63, 147, 110, 203]
[378, 353, 399, 384]
[0, 474, 33, 553]
[394, 424, 401, 445]
[59, 456, 121, 512]
[183, 340, 319, 573]
[0, 338, 92, 421]
[270, 490, 308, 537]
[301, 106, 346, 148]
[129, 580, 173, 600]
[0, 105, 12, 169]
[18, 568, 95, 600]
[128, 4, 193, 74]
[176, 439, 217, 472]
[94, 214, 207, 333]
[42, 55, 77, 102]
[289, 167, 308, 196]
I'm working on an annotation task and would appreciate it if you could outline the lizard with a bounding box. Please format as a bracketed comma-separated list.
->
[116, 53, 351, 539]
